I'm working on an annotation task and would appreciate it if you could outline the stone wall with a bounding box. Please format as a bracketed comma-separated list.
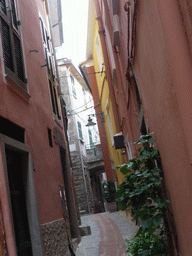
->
[58, 65, 94, 215]
[70, 151, 94, 214]
[41, 218, 71, 256]
[86, 147, 103, 162]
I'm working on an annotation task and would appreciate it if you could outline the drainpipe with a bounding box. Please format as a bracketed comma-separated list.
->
[156, 0, 192, 165]
[102, 0, 137, 156]
[94, 0, 121, 134]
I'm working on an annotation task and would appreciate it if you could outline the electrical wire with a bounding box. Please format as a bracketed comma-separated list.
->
[67, 98, 93, 113]
[59, 71, 105, 79]
[67, 105, 94, 116]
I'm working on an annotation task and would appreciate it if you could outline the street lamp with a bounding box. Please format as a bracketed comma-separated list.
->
[85, 116, 96, 127]
[85, 112, 105, 127]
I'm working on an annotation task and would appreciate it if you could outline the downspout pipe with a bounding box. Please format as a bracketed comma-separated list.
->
[102, 0, 137, 156]
[94, 0, 121, 133]
[156, 0, 192, 165]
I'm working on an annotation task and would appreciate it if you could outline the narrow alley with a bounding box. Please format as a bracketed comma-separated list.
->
[0, 0, 192, 255]
[76, 211, 138, 256]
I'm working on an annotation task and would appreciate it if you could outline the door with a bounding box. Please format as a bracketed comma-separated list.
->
[5, 148, 33, 256]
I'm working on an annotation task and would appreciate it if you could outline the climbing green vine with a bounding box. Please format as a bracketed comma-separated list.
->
[115, 134, 170, 255]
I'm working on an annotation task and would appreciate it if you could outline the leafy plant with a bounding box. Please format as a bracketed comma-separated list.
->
[126, 232, 169, 256]
[115, 134, 170, 255]
[102, 180, 116, 203]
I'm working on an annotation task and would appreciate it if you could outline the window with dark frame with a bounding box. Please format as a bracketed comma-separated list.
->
[0, 0, 27, 89]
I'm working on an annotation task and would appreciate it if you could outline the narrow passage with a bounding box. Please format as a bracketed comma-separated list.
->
[93, 213, 126, 256]
[76, 212, 138, 256]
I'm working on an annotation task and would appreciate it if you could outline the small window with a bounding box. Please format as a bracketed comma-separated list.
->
[77, 121, 83, 140]
[105, 102, 114, 146]
[133, 74, 142, 113]
[88, 129, 93, 146]
[70, 74, 74, 84]
[47, 128, 53, 148]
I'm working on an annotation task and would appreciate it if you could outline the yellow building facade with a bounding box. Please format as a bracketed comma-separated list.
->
[91, 15, 126, 186]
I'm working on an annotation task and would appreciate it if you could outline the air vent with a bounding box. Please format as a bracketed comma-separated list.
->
[114, 132, 125, 149]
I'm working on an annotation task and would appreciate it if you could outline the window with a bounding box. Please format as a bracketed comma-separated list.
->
[0, 0, 27, 89]
[77, 121, 83, 140]
[88, 129, 93, 146]
[105, 102, 114, 146]
[95, 33, 103, 76]
[70, 74, 76, 97]
[40, 17, 60, 120]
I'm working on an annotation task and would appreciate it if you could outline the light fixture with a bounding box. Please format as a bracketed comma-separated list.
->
[85, 116, 96, 127]
[85, 112, 105, 127]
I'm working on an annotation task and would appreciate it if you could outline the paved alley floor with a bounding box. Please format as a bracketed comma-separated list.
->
[75, 211, 138, 256]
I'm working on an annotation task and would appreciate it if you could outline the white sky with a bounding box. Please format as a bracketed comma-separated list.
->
[56, 0, 89, 69]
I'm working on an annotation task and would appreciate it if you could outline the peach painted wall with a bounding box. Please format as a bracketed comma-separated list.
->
[100, 0, 192, 254]
[0, 0, 65, 225]
[129, 1, 192, 254]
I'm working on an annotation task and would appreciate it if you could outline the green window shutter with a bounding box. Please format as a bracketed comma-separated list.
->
[13, 33, 25, 82]
[88, 129, 93, 145]
[0, 0, 7, 15]
[1, 1, 27, 86]
[1, 18, 14, 72]
[78, 121, 83, 140]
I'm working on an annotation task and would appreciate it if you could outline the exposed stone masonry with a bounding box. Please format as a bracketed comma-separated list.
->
[41, 218, 71, 256]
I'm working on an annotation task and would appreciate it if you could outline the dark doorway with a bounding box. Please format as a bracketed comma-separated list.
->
[5, 148, 33, 256]
[59, 146, 80, 239]
[91, 173, 105, 213]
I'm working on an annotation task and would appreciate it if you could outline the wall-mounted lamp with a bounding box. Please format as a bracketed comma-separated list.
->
[85, 112, 105, 127]
[85, 116, 96, 127]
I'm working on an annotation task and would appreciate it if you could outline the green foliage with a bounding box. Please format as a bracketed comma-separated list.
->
[126, 232, 169, 256]
[115, 134, 170, 255]
[102, 180, 116, 203]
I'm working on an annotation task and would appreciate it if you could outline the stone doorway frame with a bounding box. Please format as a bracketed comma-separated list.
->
[0, 134, 44, 255]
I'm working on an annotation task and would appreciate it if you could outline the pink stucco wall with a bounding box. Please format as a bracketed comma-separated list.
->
[98, 0, 192, 254]
[0, 0, 64, 226]
[117, 1, 192, 255]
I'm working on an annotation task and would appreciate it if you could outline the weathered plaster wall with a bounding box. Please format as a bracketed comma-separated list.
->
[0, 0, 78, 254]
[58, 65, 94, 214]
[126, 0, 192, 254]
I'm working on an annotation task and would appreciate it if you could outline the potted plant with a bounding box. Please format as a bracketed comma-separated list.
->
[102, 180, 117, 212]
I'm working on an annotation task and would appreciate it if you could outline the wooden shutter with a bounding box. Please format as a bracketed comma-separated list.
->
[0, 0, 7, 15]
[13, 33, 25, 82]
[49, 80, 57, 115]
[10, 0, 18, 30]
[1, 17, 14, 71]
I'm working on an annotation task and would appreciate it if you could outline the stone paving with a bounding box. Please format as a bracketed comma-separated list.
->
[75, 211, 138, 256]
